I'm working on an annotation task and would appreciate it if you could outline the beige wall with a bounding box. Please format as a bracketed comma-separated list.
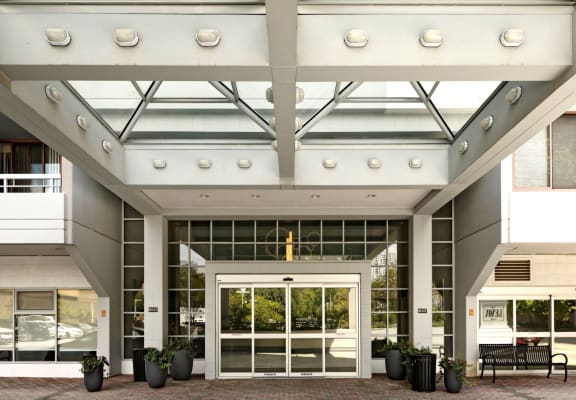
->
[0, 255, 90, 288]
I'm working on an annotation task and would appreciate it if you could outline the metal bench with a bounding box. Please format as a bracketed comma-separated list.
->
[479, 344, 568, 383]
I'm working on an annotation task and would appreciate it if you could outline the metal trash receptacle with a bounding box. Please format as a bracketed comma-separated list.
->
[411, 353, 436, 392]
[132, 348, 146, 382]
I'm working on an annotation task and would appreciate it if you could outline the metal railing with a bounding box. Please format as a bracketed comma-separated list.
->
[0, 173, 62, 193]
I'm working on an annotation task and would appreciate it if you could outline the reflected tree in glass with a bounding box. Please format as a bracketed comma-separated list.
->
[220, 288, 251, 333]
[254, 288, 285, 332]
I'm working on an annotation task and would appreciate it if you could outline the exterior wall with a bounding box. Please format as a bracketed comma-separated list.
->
[0, 194, 65, 244]
[0, 256, 89, 288]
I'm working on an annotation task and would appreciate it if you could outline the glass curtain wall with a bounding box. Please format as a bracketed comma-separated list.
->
[166, 219, 409, 360]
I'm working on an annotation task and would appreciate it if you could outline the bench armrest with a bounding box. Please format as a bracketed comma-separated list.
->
[551, 353, 568, 365]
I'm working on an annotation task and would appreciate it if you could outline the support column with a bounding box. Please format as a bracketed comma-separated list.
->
[410, 215, 433, 348]
[144, 215, 167, 349]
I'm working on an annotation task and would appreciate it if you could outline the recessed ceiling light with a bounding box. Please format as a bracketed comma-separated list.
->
[45, 85, 62, 103]
[195, 28, 221, 47]
[500, 28, 525, 47]
[419, 29, 443, 48]
[114, 28, 139, 47]
[344, 29, 368, 48]
[200, 194, 210, 199]
[367, 194, 376, 198]
[311, 194, 321, 198]
[45, 28, 71, 47]
[251, 194, 261, 198]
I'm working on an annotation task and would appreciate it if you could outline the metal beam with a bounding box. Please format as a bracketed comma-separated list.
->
[415, 70, 576, 214]
[410, 81, 453, 141]
[266, 0, 298, 186]
[120, 81, 162, 143]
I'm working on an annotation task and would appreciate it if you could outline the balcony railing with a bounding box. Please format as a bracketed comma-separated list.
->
[0, 173, 62, 193]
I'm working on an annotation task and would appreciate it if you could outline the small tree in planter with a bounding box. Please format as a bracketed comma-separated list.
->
[403, 345, 431, 384]
[144, 348, 175, 388]
[439, 357, 470, 393]
[168, 338, 196, 380]
[382, 341, 408, 380]
[80, 353, 109, 392]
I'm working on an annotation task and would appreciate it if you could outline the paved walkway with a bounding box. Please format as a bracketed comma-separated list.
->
[0, 374, 574, 400]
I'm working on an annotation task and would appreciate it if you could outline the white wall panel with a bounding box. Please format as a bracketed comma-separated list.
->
[0, 255, 90, 288]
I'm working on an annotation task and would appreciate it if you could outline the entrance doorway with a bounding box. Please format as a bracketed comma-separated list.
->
[217, 274, 359, 377]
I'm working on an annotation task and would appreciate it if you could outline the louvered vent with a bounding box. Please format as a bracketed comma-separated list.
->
[495, 260, 531, 281]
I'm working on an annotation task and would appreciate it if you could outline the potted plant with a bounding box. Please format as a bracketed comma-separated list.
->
[382, 341, 407, 380]
[168, 338, 196, 380]
[80, 353, 108, 392]
[439, 357, 470, 393]
[144, 347, 175, 388]
[403, 345, 432, 384]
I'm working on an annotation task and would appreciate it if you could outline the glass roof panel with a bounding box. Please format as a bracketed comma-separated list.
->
[348, 82, 419, 99]
[154, 82, 225, 99]
[296, 82, 336, 122]
[68, 81, 141, 134]
[236, 82, 272, 112]
[428, 81, 501, 133]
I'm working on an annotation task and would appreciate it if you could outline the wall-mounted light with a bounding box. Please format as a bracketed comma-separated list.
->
[344, 29, 368, 48]
[480, 115, 494, 132]
[237, 159, 252, 169]
[367, 158, 381, 169]
[76, 115, 89, 131]
[195, 28, 221, 47]
[101, 140, 113, 153]
[198, 159, 213, 169]
[114, 28, 139, 47]
[505, 86, 522, 105]
[152, 159, 167, 169]
[322, 159, 337, 169]
[45, 85, 62, 103]
[458, 140, 469, 154]
[409, 159, 423, 169]
[45, 28, 71, 47]
[419, 29, 443, 48]
[500, 28, 525, 47]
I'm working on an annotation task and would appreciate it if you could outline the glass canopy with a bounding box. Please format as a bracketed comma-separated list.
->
[65, 80, 502, 143]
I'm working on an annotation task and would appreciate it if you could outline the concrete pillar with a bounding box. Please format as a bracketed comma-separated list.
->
[144, 215, 167, 349]
[410, 215, 433, 348]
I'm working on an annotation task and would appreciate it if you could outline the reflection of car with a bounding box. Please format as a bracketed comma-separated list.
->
[57, 323, 84, 338]
[0, 326, 12, 344]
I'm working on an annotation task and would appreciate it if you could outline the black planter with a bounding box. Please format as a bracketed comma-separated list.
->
[170, 349, 193, 380]
[83, 367, 103, 392]
[405, 355, 413, 384]
[145, 360, 169, 388]
[385, 349, 406, 380]
[443, 368, 463, 393]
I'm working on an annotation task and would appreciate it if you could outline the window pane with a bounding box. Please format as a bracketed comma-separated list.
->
[552, 117, 576, 189]
[15, 315, 56, 361]
[234, 221, 254, 242]
[432, 243, 452, 265]
[16, 291, 54, 311]
[433, 202, 452, 218]
[388, 220, 409, 242]
[300, 221, 321, 242]
[514, 130, 550, 188]
[479, 300, 513, 329]
[516, 300, 550, 332]
[212, 221, 232, 242]
[432, 290, 453, 312]
[366, 221, 387, 242]
[123, 337, 144, 359]
[322, 221, 343, 242]
[220, 288, 251, 333]
[124, 202, 143, 218]
[190, 221, 210, 242]
[344, 220, 365, 242]
[124, 220, 144, 242]
[124, 244, 144, 266]
[433, 267, 452, 288]
[554, 299, 576, 332]
[221, 339, 252, 373]
[57, 290, 98, 361]
[124, 267, 144, 290]
[0, 290, 13, 361]
[168, 221, 188, 242]
[432, 313, 453, 335]
[432, 219, 452, 242]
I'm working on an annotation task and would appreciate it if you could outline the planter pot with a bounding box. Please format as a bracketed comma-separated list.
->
[444, 368, 463, 393]
[83, 367, 103, 392]
[170, 349, 193, 380]
[385, 349, 406, 380]
[405, 355, 413, 384]
[145, 360, 169, 388]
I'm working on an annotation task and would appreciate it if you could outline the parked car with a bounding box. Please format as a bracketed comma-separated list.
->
[57, 323, 84, 338]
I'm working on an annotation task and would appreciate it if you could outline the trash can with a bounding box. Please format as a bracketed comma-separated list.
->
[132, 348, 146, 382]
[411, 353, 436, 392]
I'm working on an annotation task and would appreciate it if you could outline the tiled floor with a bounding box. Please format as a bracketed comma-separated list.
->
[0, 374, 574, 400]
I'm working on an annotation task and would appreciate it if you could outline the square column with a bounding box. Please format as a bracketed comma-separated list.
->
[410, 215, 433, 348]
[144, 215, 167, 349]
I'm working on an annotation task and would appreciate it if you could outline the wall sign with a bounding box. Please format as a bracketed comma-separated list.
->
[480, 301, 508, 327]
[148, 306, 158, 312]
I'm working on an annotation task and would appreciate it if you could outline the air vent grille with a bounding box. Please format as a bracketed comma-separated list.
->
[495, 260, 530, 281]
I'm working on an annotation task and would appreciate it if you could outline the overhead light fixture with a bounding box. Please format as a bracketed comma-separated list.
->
[45, 85, 62, 103]
[114, 28, 139, 47]
[500, 28, 525, 47]
[101, 140, 113, 153]
[367, 194, 376, 198]
[251, 194, 261, 199]
[480, 115, 494, 132]
[419, 29, 443, 48]
[76, 115, 89, 131]
[200, 194, 210, 199]
[198, 159, 213, 169]
[344, 29, 368, 48]
[505, 86, 522, 105]
[152, 159, 167, 169]
[195, 28, 221, 47]
[45, 28, 71, 47]
[322, 159, 337, 169]
[237, 159, 252, 169]
[311, 194, 321, 199]
[367, 158, 381, 169]
[408, 159, 423, 169]
[458, 140, 469, 154]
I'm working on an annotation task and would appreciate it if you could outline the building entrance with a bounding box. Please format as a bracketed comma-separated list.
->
[217, 274, 359, 377]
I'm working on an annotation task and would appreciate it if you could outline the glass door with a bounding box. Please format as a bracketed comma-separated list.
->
[218, 276, 359, 378]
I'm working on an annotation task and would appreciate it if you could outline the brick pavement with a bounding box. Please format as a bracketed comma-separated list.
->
[0, 374, 574, 400]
